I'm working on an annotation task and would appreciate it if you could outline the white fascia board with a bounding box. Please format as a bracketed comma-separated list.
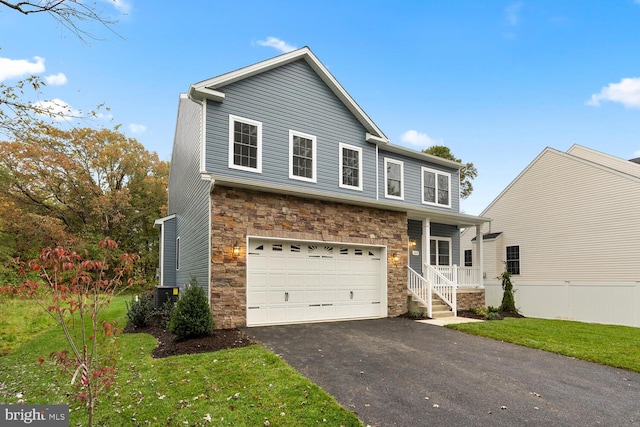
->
[210, 174, 490, 227]
[189, 86, 225, 102]
[189, 47, 389, 142]
[154, 214, 176, 226]
[373, 140, 463, 169]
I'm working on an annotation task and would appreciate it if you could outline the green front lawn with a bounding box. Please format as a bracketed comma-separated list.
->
[448, 317, 640, 373]
[0, 296, 362, 426]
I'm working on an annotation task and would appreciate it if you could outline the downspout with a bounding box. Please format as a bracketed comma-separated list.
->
[375, 145, 379, 200]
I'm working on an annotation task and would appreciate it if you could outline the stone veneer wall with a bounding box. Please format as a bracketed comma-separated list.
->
[456, 289, 486, 311]
[210, 186, 408, 328]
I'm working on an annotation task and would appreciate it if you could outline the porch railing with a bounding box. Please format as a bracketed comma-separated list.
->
[425, 264, 457, 316]
[433, 265, 481, 287]
[408, 267, 432, 318]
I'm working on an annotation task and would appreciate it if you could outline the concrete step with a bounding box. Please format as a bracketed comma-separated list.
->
[432, 310, 455, 319]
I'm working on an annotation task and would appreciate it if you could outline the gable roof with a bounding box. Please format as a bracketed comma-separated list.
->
[567, 144, 640, 179]
[189, 46, 389, 144]
[478, 145, 640, 217]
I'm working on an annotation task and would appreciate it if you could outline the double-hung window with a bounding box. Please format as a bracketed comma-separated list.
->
[429, 238, 451, 266]
[339, 143, 362, 191]
[228, 114, 262, 173]
[289, 130, 317, 182]
[421, 167, 451, 207]
[384, 158, 404, 200]
[506, 245, 520, 275]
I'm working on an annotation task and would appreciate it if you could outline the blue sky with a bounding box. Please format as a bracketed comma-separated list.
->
[2, 1, 640, 215]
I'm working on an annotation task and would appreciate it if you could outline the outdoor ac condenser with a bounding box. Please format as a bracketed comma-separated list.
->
[153, 286, 179, 309]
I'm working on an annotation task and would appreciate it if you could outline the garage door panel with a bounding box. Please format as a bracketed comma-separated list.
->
[247, 238, 386, 326]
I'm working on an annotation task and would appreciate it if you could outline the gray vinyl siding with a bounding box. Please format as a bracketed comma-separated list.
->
[167, 95, 210, 292]
[408, 219, 423, 273]
[204, 59, 376, 199]
[162, 217, 177, 286]
[379, 150, 460, 212]
[407, 220, 460, 272]
[431, 223, 460, 266]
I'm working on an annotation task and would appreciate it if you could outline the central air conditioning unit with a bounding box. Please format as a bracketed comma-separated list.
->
[153, 286, 179, 309]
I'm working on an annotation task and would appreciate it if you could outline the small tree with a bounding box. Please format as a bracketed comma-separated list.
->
[1, 238, 139, 427]
[498, 264, 517, 313]
[169, 277, 214, 340]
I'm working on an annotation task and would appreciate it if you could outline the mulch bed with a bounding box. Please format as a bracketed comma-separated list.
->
[123, 315, 255, 359]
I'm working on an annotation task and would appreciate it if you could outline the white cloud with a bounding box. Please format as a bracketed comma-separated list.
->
[256, 37, 297, 53]
[400, 130, 442, 148]
[32, 99, 81, 120]
[505, 2, 524, 26]
[0, 56, 45, 81]
[45, 72, 68, 86]
[104, 0, 131, 14]
[128, 123, 147, 134]
[587, 77, 640, 108]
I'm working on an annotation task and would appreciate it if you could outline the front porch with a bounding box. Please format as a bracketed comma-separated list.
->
[406, 215, 488, 319]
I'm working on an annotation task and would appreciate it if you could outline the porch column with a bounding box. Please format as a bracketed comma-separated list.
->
[475, 224, 484, 288]
[422, 218, 430, 270]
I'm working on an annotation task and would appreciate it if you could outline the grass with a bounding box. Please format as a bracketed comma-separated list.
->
[0, 296, 363, 426]
[0, 296, 56, 356]
[448, 317, 640, 373]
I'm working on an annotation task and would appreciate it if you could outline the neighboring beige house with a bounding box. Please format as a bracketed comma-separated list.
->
[461, 144, 640, 327]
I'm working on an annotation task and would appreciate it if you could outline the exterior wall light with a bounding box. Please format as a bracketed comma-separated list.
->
[409, 238, 416, 248]
[232, 242, 240, 257]
[392, 252, 399, 264]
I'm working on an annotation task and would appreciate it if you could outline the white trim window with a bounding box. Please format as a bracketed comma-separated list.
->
[464, 249, 473, 267]
[339, 143, 363, 191]
[289, 130, 317, 183]
[228, 114, 262, 173]
[506, 245, 520, 275]
[421, 167, 451, 207]
[384, 158, 404, 200]
[430, 237, 452, 266]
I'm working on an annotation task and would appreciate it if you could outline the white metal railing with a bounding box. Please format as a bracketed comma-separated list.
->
[408, 267, 432, 318]
[433, 265, 481, 287]
[425, 264, 457, 316]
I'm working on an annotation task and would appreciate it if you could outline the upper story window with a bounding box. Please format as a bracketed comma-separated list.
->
[384, 158, 404, 200]
[289, 130, 317, 183]
[506, 245, 520, 275]
[228, 114, 262, 173]
[421, 167, 451, 207]
[339, 143, 362, 191]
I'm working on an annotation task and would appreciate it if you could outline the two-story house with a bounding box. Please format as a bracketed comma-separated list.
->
[460, 145, 640, 327]
[155, 47, 490, 328]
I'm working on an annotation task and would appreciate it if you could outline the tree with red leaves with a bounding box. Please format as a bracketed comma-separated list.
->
[2, 238, 139, 427]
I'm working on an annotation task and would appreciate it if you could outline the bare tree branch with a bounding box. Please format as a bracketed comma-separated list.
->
[0, 0, 121, 42]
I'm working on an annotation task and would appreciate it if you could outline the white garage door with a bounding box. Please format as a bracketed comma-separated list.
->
[247, 238, 386, 326]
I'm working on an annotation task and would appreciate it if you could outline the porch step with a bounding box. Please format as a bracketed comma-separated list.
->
[407, 294, 454, 319]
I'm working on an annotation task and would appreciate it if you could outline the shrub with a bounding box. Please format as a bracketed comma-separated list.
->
[156, 298, 175, 328]
[169, 277, 214, 340]
[126, 292, 154, 327]
[498, 264, 518, 314]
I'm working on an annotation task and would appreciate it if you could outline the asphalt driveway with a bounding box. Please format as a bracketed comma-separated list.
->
[244, 318, 640, 426]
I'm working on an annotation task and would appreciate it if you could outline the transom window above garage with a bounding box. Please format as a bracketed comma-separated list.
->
[228, 115, 262, 173]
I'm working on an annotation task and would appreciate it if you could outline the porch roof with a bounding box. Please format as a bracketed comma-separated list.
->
[204, 173, 491, 228]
